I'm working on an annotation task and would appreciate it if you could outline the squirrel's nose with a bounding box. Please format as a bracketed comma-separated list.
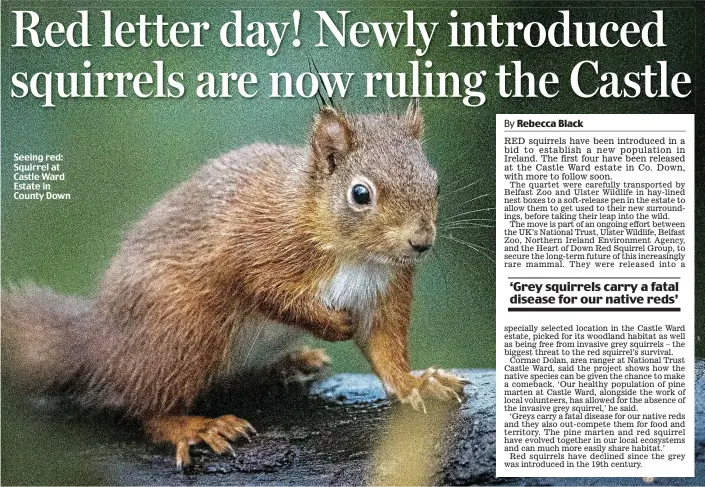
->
[408, 219, 436, 254]
[409, 240, 432, 254]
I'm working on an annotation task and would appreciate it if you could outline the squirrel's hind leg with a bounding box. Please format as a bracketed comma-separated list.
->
[146, 415, 256, 468]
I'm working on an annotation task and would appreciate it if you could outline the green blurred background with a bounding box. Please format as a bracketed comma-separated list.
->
[2, 1, 703, 484]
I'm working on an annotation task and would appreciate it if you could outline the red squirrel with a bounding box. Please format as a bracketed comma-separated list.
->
[2, 103, 468, 467]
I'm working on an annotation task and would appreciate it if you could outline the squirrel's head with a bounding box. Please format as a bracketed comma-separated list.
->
[309, 103, 438, 266]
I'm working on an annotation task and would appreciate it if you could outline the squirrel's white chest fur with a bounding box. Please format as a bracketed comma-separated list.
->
[318, 261, 391, 337]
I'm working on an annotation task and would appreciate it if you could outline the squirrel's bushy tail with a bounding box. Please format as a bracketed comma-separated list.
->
[2, 284, 93, 393]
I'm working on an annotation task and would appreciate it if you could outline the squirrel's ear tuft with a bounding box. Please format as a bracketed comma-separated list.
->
[311, 107, 353, 174]
[404, 99, 424, 140]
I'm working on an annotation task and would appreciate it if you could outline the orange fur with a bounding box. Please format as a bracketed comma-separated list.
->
[2, 105, 465, 466]
[360, 267, 416, 395]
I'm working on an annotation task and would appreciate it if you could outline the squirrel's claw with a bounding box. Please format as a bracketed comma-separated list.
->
[198, 429, 232, 455]
[419, 368, 469, 403]
[200, 416, 256, 454]
[234, 427, 252, 443]
[209, 415, 256, 441]
[398, 388, 427, 414]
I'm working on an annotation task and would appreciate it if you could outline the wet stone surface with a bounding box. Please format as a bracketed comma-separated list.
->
[7, 362, 705, 485]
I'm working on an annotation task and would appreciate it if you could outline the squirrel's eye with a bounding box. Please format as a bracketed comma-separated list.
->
[351, 184, 371, 205]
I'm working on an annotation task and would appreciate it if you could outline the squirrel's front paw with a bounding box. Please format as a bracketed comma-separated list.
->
[396, 368, 470, 413]
[417, 367, 470, 401]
